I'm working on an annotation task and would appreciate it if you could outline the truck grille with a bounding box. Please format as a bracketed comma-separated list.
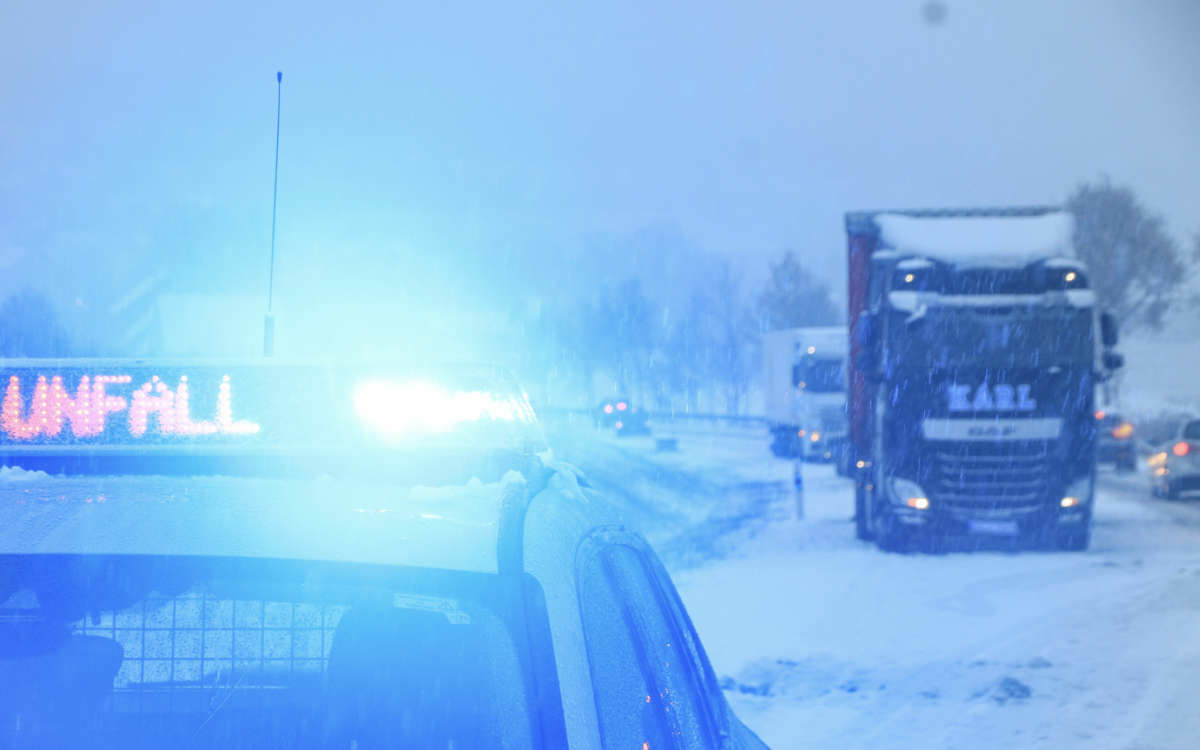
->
[931, 441, 1049, 517]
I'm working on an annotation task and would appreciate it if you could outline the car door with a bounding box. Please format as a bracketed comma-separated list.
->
[575, 528, 729, 749]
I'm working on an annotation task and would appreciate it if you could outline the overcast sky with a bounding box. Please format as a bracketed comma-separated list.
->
[1, 0, 1197, 353]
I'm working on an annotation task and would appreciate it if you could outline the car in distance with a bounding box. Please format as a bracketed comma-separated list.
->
[595, 397, 629, 428]
[596, 397, 651, 436]
[1149, 418, 1200, 500]
[0, 360, 764, 748]
[1095, 410, 1137, 472]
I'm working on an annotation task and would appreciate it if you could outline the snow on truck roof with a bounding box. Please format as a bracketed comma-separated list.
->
[874, 211, 1075, 268]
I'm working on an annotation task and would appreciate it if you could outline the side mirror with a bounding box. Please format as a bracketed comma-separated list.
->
[1102, 351, 1124, 371]
[853, 312, 880, 376]
[1100, 312, 1119, 349]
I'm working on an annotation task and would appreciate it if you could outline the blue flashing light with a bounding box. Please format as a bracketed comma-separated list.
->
[353, 380, 528, 438]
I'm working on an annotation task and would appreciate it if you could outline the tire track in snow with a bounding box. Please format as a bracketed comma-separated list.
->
[546, 425, 793, 568]
[654, 480, 792, 570]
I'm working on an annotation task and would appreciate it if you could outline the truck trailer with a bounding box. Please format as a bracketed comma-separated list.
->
[845, 207, 1123, 552]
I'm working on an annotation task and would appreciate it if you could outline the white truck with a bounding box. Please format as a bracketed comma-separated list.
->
[763, 327, 848, 465]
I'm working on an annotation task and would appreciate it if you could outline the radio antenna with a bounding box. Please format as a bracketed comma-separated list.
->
[264, 70, 283, 357]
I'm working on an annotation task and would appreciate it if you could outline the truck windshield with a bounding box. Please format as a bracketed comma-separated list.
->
[886, 305, 1094, 369]
[0, 556, 555, 749]
[797, 360, 844, 392]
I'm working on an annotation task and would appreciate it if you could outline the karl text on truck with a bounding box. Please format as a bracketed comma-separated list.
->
[0, 359, 768, 749]
[844, 208, 1124, 552]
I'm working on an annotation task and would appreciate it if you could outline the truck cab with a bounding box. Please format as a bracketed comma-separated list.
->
[789, 329, 848, 466]
[763, 328, 848, 463]
[846, 208, 1123, 552]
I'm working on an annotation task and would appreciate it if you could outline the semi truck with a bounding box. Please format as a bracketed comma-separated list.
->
[845, 207, 1123, 552]
[763, 327, 848, 463]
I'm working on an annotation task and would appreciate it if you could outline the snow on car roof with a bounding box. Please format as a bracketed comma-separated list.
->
[0, 468, 527, 573]
[875, 212, 1075, 268]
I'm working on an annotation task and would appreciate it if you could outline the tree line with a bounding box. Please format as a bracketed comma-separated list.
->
[2, 179, 1196, 415]
[509, 253, 839, 413]
[511, 179, 1200, 412]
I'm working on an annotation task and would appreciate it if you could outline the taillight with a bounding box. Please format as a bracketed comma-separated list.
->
[1112, 422, 1133, 440]
[1173, 442, 1191, 457]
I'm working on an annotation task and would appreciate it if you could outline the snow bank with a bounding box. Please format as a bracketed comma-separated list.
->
[671, 458, 1200, 750]
[578, 425, 1200, 750]
[876, 212, 1075, 268]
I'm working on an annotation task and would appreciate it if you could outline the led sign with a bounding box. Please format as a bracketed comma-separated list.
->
[0, 362, 545, 477]
[2, 370, 260, 443]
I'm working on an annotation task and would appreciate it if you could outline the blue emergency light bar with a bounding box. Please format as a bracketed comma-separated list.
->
[0, 360, 544, 476]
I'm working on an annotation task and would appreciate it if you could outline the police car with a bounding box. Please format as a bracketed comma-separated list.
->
[0, 359, 768, 749]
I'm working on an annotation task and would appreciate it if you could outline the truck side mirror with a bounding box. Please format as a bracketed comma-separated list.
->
[1102, 351, 1124, 371]
[853, 312, 880, 376]
[1100, 312, 1119, 348]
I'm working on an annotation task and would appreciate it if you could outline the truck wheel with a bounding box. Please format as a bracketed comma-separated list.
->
[1054, 523, 1091, 552]
[875, 512, 914, 554]
[1039, 510, 1091, 552]
[854, 484, 873, 541]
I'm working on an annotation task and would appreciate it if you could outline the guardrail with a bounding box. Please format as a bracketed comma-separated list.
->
[537, 406, 767, 430]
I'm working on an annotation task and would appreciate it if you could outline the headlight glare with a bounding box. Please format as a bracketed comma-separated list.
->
[889, 476, 929, 509]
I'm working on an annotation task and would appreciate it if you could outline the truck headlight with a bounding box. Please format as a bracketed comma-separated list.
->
[889, 477, 929, 510]
[1060, 476, 1093, 508]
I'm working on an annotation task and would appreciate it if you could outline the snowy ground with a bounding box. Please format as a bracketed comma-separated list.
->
[547, 418, 1200, 750]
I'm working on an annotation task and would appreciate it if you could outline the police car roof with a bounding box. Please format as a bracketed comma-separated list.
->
[0, 358, 560, 573]
[0, 468, 533, 574]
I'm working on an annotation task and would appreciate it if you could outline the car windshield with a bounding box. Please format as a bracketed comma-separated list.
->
[0, 556, 555, 749]
[1185, 421, 1200, 440]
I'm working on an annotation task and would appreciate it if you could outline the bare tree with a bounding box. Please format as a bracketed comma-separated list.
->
[1189, 233, 1200, 312]
[677, 263, 757, 413]
[756, 251, 839, 331]
[1066, 180, 1186, 330]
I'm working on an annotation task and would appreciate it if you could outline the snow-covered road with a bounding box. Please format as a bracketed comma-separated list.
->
[547, 419, 1200, 750]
